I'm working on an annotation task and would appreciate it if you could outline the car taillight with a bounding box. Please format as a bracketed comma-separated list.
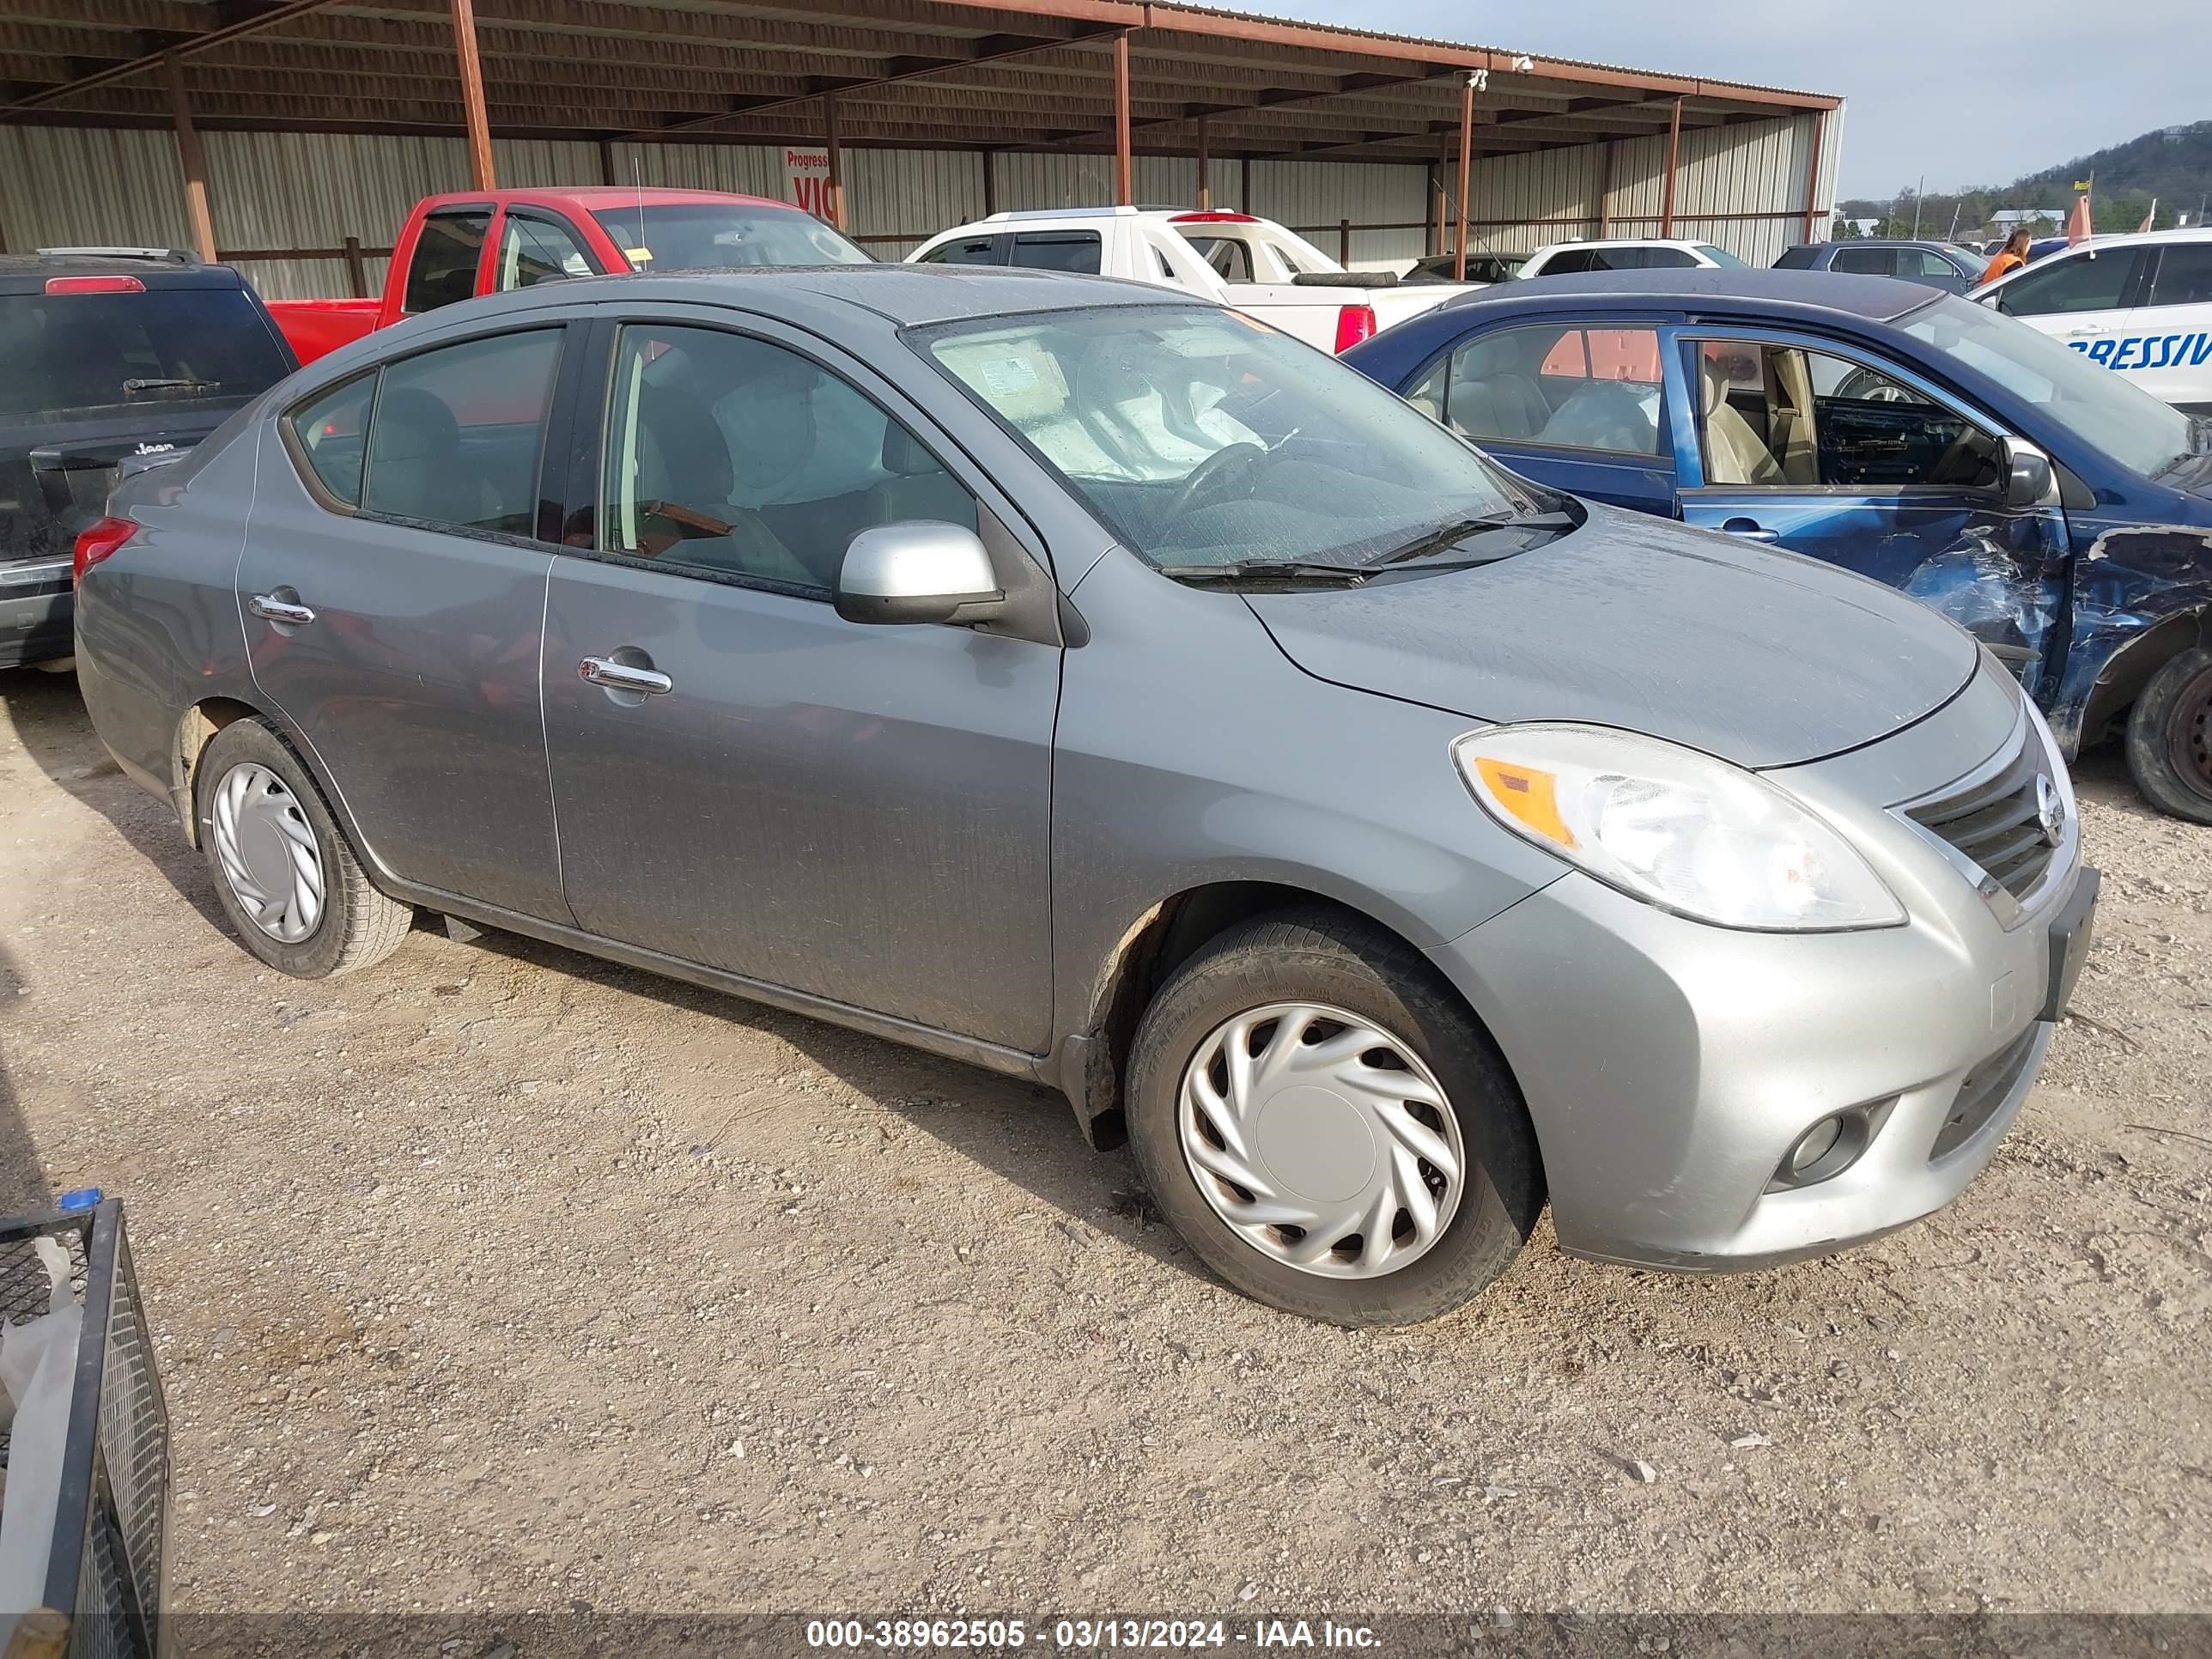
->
[74, 517, 139, 587]
[1170, 210, 1261, 224]
[1333, 304, 1378, 353]
[46, 275, 144, 295]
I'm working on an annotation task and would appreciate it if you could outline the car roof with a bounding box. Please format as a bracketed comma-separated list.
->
[1528, 237, 1714, 253]
[0, 250, 248, 294]
[1802, 239, 1961, 250]
[2032, 226, 2212, 252]
[416, 185, 799, 214]
[1437, 267, 1939, 323]
[342, 264, 1198, 338]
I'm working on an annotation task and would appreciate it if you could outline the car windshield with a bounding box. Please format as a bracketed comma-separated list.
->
[914, 305, 1529, 570]
[0, 285, 289, 418]
[589, 204, 871, 270]
[1900, 294, 2194, 477]
[1694, 245, 1750, 269]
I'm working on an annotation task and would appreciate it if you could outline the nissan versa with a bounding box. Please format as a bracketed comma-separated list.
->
[73, 267, 2098, 1326]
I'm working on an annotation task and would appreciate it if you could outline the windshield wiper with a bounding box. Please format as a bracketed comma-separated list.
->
[123, 376, 220, 396]
[1368, 509, 1577, 568]
[1154, 560, 1370, 588]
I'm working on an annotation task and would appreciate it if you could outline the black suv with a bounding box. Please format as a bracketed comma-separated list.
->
[2, 249, 294, 669]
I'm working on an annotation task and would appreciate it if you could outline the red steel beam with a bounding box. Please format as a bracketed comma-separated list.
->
[449, 0, 495, 190]
[164, 52, 216, 264]
[1660, 94, 1681, 235]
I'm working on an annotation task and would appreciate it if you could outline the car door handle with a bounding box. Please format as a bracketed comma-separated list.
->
[2064, 325, 2108, 337]
[1719, 518, 1779, 542]
[247, 593, 316, 626]
[578, 656, 673, 696]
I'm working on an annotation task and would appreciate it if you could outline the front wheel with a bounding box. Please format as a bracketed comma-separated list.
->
[2124, 646, 2212, 824]
[1126, 908, 1542, 1327]
[194, 719, 413, 977]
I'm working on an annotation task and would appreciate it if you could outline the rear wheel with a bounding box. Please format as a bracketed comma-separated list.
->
[1125, 907, 1542, 1327]
[194, 719, 412, 977]
[2124, 646, 2212, 824]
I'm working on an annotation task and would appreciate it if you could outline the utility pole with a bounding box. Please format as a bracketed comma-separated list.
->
[1910, 173, 1923, 240]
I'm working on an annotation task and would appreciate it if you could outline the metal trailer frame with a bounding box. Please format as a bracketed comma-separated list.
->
[0, 1200, 167, 1659]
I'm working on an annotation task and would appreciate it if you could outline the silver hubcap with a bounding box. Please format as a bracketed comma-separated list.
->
[1177, 1001, 1465, 1279]
[210, 762, 326, 944]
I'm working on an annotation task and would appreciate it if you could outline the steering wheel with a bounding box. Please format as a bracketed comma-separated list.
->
[1164, 442, 1267, 524]
[1835, 366, 1913, 404]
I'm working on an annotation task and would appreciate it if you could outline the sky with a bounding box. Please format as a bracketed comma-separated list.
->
[1223, 0, 2205, 198]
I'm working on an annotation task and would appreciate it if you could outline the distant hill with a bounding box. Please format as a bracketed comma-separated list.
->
[2007, 121, 2212, 211]
[1839, 120, 2209, 240]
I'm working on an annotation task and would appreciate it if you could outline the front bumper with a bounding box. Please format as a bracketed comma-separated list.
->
[1428, 680, 2094, 1273]
[0, 558, 74, 667]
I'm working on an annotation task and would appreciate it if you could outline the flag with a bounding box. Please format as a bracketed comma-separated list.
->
[2136, 198, 2157, 234]
[2066, 193, 2093, 246]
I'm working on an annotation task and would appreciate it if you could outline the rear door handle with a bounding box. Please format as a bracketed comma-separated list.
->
[247, 593, 316, 625]
[1719, 518, 1779, 543]
[578, 656, 673, 696]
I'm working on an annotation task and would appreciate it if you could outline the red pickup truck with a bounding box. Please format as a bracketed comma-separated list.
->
[270, 185, 872, 364]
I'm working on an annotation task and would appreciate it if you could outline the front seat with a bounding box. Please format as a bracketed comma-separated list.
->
[631, 380, 812, 586]
[862, 424, 975, 531]
[1698, 356, 1784, 486]
[1449, 372, 1549, 442]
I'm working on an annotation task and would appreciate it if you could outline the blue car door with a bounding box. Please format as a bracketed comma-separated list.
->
[1400, 316, 1677, 513]
[1668, 325, 2073, 699]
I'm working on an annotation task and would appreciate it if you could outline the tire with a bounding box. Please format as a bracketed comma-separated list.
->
[1125, 906, 1543, 1328]
[193, 718, 413, 978]
[2124, 646, 2212, 824]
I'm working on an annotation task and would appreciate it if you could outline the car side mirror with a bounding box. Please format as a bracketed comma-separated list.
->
[834, 521, 1006, 627]
[2002, 439, 2054, 509]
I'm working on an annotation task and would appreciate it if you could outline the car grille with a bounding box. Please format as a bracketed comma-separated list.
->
[1929, 1024, 2040, 1161]
[1903, 728, 2061, 903]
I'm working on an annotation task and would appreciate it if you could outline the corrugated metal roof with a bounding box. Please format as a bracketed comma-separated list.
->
[1145, 2, 1840, 104]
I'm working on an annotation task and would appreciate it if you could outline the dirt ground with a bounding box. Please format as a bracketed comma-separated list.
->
[1, 667, 2208, 1620]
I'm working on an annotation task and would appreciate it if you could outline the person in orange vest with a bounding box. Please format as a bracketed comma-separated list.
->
[1978, 227, 2034, 285]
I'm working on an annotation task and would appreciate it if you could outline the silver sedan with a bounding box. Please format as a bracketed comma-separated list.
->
[72, 267, 2096, 1325]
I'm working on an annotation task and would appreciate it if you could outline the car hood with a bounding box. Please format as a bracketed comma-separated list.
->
[1243, 504, 1979, 769]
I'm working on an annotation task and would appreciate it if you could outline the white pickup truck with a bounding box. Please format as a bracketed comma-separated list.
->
[907, 206, 1484, 353]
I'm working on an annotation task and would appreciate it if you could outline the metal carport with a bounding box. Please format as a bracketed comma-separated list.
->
[0, 1, 1843, 296]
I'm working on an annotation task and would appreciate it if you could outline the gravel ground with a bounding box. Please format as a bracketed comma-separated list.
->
[1, 668, 2207, 1619]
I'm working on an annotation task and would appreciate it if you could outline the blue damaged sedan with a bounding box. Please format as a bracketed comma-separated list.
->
[1346, 270, 2212, 822]
[73, 267, 2097, 1326]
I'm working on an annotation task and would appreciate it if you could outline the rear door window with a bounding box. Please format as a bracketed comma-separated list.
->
[1829, 246, 1898, 276]
[1412, 322, 1664, 454]
[402, 210, 492, 314]
[0, 284, 289, 417]
[495, 212, 596, 290]
[1006, 231, 1103, 275]
[1539, 249, 1601, 275]
[2146, 244, 2212, 308]
[362, 329, 562, 537]
[915, 235, 1002, 266]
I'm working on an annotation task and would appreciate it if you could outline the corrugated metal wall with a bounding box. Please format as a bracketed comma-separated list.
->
[0, 111, 1836, 296]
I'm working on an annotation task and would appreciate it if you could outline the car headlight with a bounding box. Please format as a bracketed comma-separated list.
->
[1453, 724, 1905, 932]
